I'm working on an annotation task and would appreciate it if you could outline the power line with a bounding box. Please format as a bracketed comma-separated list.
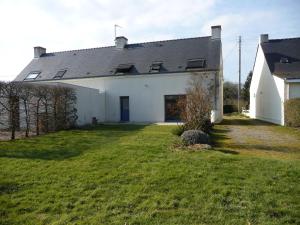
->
[223, 42, 238, 62]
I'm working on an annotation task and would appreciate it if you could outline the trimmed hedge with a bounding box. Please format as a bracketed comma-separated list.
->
[285, 98, 300, 127]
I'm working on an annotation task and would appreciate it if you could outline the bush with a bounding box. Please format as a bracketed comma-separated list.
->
[172, 126, 185, 136]
[178, 76, 213, 133]
[285, 98, 300, 127]
[200, 119, 214, 134]
[181, 130, 209, 146]
[223, 104, 238, 114]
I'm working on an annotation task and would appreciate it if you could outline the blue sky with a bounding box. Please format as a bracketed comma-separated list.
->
[0, 0, 299, 82]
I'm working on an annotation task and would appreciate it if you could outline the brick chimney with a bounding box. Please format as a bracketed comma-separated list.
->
[211, 25, 221, 40]
[115, 36, 128, 49]
[34, 46, 46, 58]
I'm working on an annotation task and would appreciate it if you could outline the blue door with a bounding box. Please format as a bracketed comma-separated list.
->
[120, 96, 129, 122]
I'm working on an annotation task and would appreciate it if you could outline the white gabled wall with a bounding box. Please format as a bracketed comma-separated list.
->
[250, 45, 285, 125]
[50, 72, 222, 124]
[250, 45, 265, 119]
[273, 76, 285, 125]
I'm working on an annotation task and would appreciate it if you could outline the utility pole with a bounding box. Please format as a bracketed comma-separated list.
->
[238, 36, 241, 112]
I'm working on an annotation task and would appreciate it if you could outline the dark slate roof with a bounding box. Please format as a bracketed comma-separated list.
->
[15, 36, 221, 81]
[261, 37, 300, 79]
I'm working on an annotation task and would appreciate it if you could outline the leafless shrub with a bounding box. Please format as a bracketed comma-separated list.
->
[177, 75, 213, 133]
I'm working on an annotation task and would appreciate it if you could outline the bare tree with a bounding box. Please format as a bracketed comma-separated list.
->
[0, 82, 78, 140]
[178, 75, 213, 133]
[19, 83, 34, 137]
[0, 82, 22, 139]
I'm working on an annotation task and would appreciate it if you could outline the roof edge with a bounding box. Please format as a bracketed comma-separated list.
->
[44, 36, 212, 54]
[21, 69, 220, 82]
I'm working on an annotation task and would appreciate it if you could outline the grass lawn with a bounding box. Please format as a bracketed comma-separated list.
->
[0, 116, 299, 225]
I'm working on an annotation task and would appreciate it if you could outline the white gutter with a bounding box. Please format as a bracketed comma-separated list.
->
[285, 78, 300, 83]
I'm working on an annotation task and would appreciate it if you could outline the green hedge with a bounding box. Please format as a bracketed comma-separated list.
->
[285, 98, 300, 127]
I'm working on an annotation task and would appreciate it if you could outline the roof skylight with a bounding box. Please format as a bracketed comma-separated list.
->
[115, 64, 133, 74]
[53, 70, 67, 79]
[280, 57, 289, 64]
[149, 61, 162, 73]
[24, 72, 40, 80]
[186, 59, 206, 69]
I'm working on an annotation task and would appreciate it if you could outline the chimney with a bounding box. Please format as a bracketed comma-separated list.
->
[260, 34, 269, 44]
[34, 46, 46, 58]
[115, 36, 128, 49]
[211, 25, 221, 40]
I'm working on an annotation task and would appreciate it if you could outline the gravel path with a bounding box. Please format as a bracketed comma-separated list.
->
[220, 116, 300, 153]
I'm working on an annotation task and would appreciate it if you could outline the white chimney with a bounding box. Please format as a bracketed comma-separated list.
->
[115, 36, 128, 49]
[34, 46, 46, 58]
[260, 34, 269, 44]
[211, 25, 221, 40]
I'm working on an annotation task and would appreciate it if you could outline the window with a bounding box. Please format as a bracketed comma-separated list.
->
[115, 64, 133, 74]
[24, 71, 40, 80]
[53, 70, 67, 79]
[165, 95, 186, 122]
[280, 57, 289, 63]
[149, 61, 162, 73]
[186, 58, 206, 69]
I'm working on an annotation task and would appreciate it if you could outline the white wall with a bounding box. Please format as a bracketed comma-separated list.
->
[288, 83, 300, 99]
[69, 84, 105, 125]
[250, 45, 265, 119]
[250, 45, 285, 125]
[52, 72, 222, 124]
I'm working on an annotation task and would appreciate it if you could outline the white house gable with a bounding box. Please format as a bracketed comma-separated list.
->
[250, 34, 300, 125]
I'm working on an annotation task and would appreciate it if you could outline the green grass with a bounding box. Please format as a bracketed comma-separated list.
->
[0, 120, 299, 225]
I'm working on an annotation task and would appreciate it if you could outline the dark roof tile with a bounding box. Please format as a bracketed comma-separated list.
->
[261, 37, 300, 79]
[15, 36, 221, 81]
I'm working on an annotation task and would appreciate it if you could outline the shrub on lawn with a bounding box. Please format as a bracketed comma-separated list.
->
[181, 130, 209, 146]
[285, 98, 300, 127]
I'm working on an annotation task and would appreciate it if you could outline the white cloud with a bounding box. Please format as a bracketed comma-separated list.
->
[0, 0, 299, 82]
[0, 0, 217, 81]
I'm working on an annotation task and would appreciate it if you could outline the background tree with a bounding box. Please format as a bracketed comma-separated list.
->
[241, 71, 253, 109]
[223, 81, 248, 113]
[223, 81, 238, 105]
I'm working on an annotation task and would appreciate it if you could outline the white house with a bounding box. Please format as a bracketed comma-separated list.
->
[250, 34, 300, 125]
[14, 26, 223, 125]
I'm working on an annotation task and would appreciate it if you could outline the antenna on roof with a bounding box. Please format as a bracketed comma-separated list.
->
[114, 24, 122, 39]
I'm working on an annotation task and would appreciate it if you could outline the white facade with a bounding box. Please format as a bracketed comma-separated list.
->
[42, 71, 223, 125]
[250, 45, 300, 125]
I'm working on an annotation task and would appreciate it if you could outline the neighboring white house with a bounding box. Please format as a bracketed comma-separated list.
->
[14, 26, 223, 125]
[250, 34, 300, 125]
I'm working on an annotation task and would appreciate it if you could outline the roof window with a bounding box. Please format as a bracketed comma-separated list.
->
[186, 59, 206, 69]
[280, 57, 289, 64]
[24, 71, 40, 80]
[53, 70, 67, 79]
[115, 64, 133, 74]
[149, 61, 162, 73]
